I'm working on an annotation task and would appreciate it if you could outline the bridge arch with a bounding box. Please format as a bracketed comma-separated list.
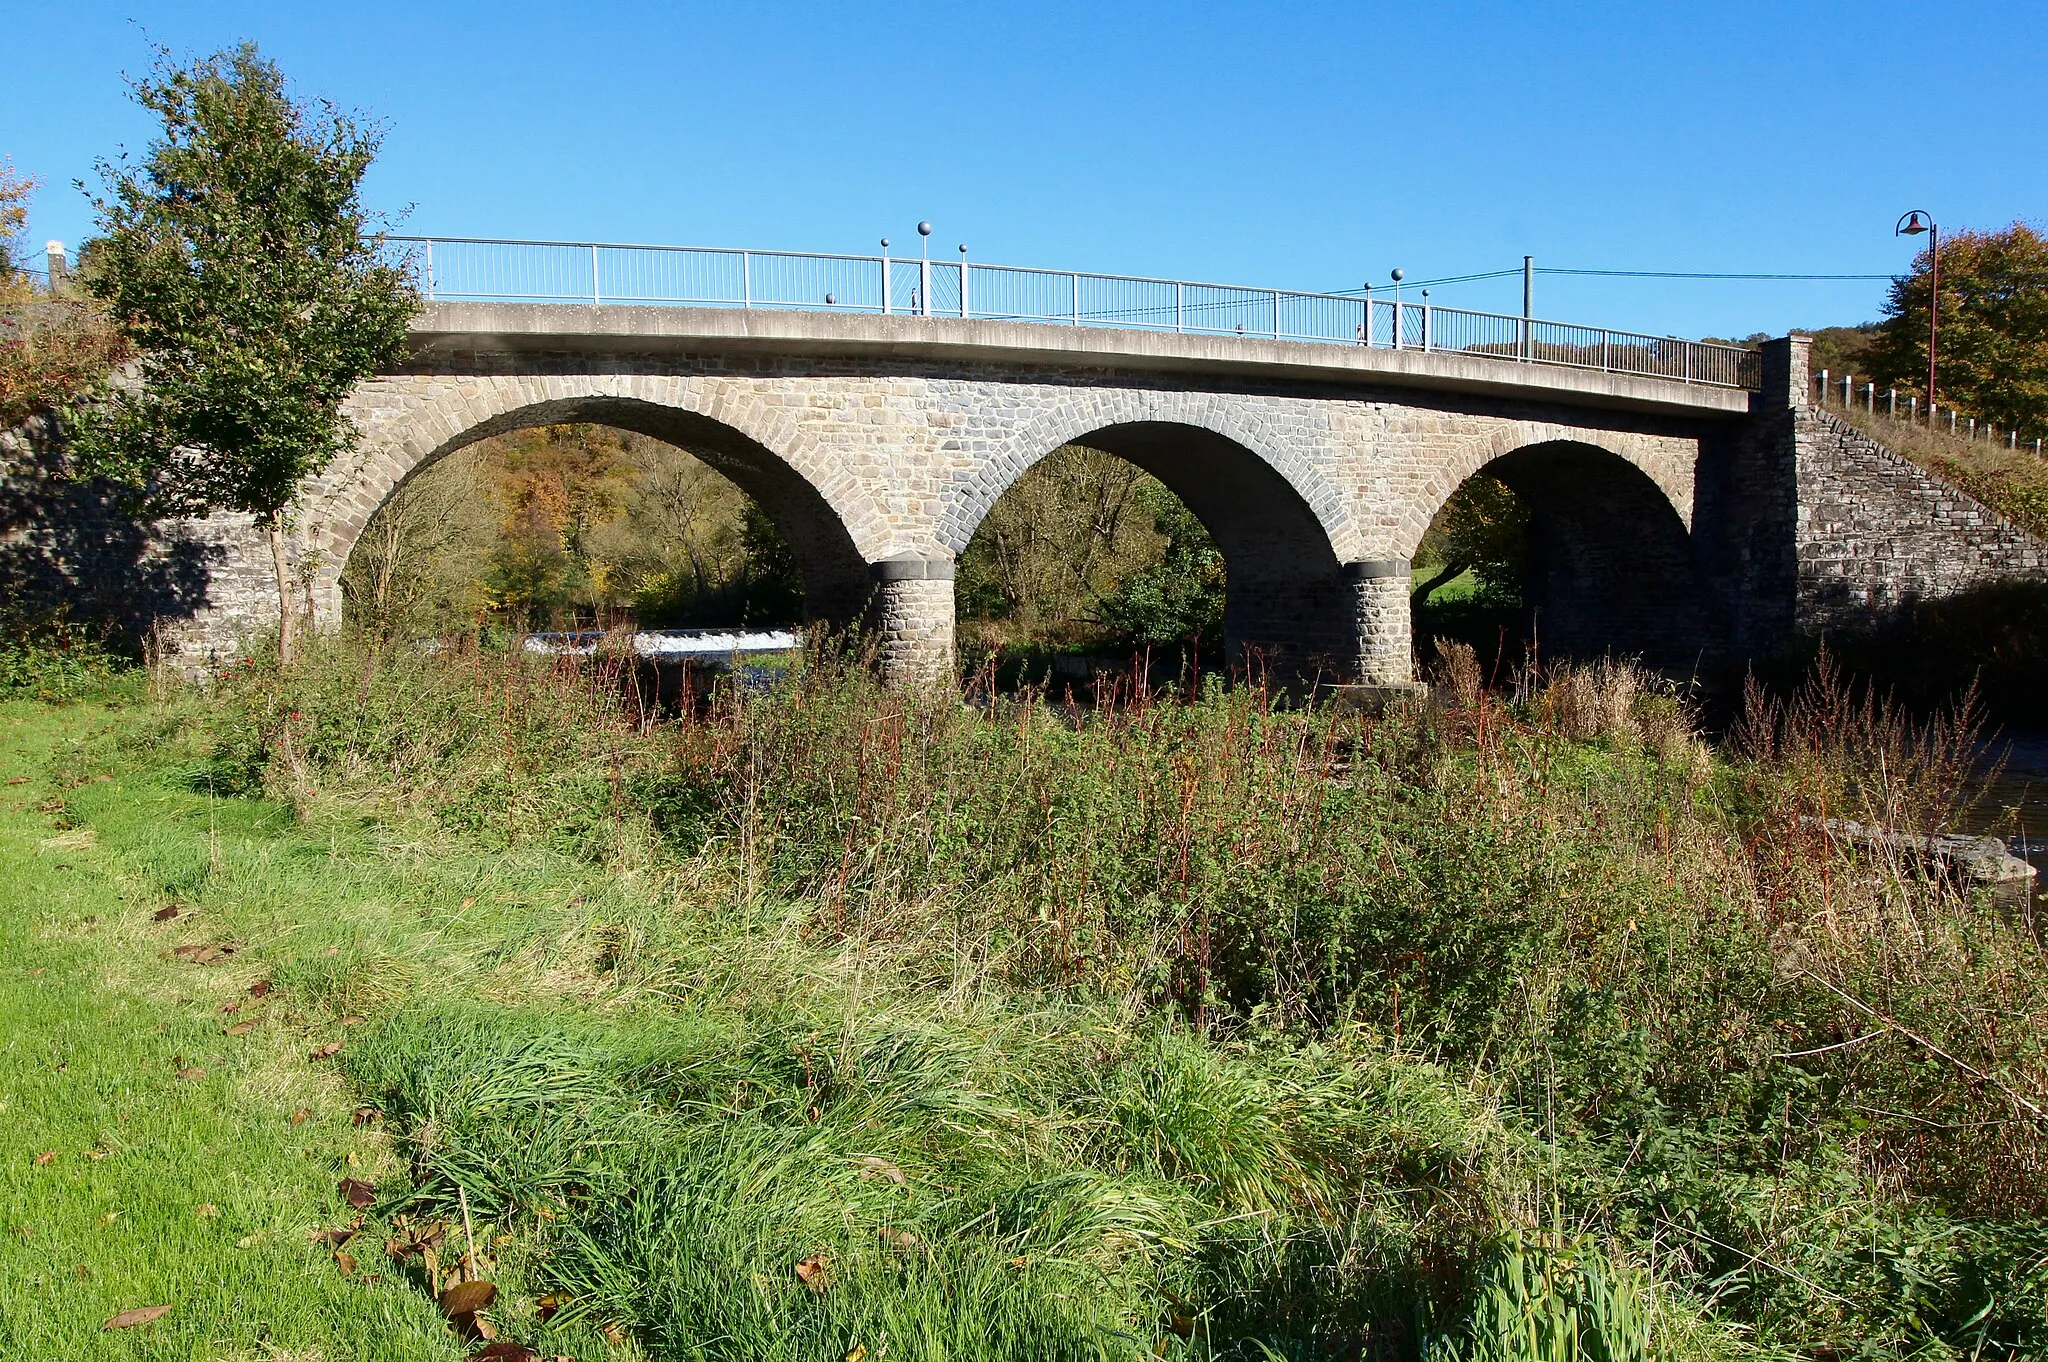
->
[951, 405, 1378, 678]
[309, 379, 877, 627]
[1411, 437, 1716, 668]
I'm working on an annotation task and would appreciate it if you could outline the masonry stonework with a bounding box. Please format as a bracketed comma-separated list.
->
[67, 311, 2041, 685]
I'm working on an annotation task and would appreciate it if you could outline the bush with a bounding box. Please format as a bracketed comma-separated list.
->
[0, 621, 127, 702]
[194, 637, 2048, 1358]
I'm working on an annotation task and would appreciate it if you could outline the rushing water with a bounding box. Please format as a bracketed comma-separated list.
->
[1965, 730, 2048, 913]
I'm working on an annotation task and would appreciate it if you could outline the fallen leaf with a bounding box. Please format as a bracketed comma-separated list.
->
[289, 1108, 311, 1125]
[339, 1015, 366, 1027]
[219, 1001, 241, 1014]
[1166, 1313, 1195, 1338]
[175, 1066, 207, 1082]
[333, 1249, 358, 1275]
[440, 1278, 498, 1316]
[310, 1042, 343, 1060]
[338, 1178, 376, 1209]
[601, 1322, 628, 1345]
[794, 1253, 830, 1292]
[352, 1106, 382, 1126]
[195, 1204, 217, 1219]
[460, 896, 477, 909]
[4, 776, 27, 786]
[98, 1211, 121, 1225]
[33, 1151, 55, 1166]
[313, 1226, 358, 1247]
[846, 1347, 869, 1362]
[225, 1021, 257, 1036]
[249, 980, 272, 997]
[323, 945, 339, 957]
[152, 906, 180, 921]
[880, 1228, 918, 1253]
[854, 1156, 908, 1186]
[534, 1294, 566, 1322]
[468, 1345, 536, 1362]
[101, 1305, 171, 1330]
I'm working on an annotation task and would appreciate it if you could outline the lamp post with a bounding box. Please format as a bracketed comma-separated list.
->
[1895, 210, 1939, 419]
[917, 221, 932, 317]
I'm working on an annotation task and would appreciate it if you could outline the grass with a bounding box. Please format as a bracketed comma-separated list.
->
[0, 693, 465, 1360]
[6, 638, 2048, 1359]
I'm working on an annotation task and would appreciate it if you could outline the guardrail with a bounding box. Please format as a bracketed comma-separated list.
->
[389, 235, 1761, 390]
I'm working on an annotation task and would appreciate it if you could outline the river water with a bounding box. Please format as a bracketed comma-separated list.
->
[1966, 731, 2048, 912]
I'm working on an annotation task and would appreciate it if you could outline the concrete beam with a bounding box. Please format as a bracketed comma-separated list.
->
[405, 303, 1755, 420]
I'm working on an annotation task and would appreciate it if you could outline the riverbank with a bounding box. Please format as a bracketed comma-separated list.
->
[6, 645, 2046, 1359]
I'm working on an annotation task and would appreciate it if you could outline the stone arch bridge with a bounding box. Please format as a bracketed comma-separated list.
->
[168, 305, 2047, 686]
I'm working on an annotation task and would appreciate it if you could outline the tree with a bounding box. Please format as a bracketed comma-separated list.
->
[1412, 474, 1527, 605]
[1871, 221, 2048, 435]
[0, 161, 131, 427]
[73, 44, 418, 663]
[1096, 481, 1226, 649]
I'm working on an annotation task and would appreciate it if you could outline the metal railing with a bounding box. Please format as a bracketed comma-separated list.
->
[1814, 368, 2044, 456]
[390, 235, 1761, 390]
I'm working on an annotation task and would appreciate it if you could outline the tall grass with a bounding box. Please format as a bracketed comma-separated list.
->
[164, 634, 2048, 1359]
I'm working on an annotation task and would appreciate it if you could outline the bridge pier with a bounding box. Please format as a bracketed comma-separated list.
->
[868, 556, 957, 687]
[1346, 559, 1415, 687]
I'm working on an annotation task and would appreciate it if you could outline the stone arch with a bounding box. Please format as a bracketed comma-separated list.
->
[1415, 437, 1718, 668]
[949, 399, 1372, 676]
[308, 379, 877, 626]
[941, 388, 1362, 561]
[1395, 423, 1695, 564]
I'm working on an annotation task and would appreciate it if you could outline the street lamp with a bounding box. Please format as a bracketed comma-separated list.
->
[1895, 210, 1938, 418]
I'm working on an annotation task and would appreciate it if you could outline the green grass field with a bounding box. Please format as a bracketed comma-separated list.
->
[4, 641, 2045, 1360]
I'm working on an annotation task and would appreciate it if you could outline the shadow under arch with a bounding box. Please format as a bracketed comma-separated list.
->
[334, 395, 872, 626]
[960, 420, 1358, 674]
[1461, 439, 1719, 669]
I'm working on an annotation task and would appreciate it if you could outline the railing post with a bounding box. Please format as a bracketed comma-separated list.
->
[1602, 331, 1611, 372]
[1272, 290, 1281, 339]
[742, 250, 752, 309]
[1071, 273, 1080, 327]
[1841, 374, 1852, 406]
[1684, 343, 1693, 384]
[959, 248, 969, 319]
[919, 256, 931, 317]
[1176, 282, 1184, 333]
[1816, 369, 1828, 404]
[423, 239, 435, 301]
[1421, 290, 1431, 351]
[1888, 388, 1896, 418]
[1392, 297, 1403, 350]
[881, 240, 891, 315]
[591, 244, 601, 304]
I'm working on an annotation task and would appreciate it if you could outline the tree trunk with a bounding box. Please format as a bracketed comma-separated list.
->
[1411, 558, 1470, 607]
[266, 518, 296, 668]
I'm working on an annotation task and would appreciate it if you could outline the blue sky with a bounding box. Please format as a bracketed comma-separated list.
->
[4, 1, 2040, 341]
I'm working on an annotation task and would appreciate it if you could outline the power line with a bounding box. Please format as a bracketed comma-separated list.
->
[1539, 267, 1898, 281]
[1323, 265, 1901, 294]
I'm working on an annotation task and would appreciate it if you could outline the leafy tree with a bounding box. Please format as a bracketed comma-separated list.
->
[0, 160, 32, 285]
[1097, 481, 1226, 648]
[1871, 221, 2048, 434]
[0, 161, 130, 427]
[72, 44, 417, 663]
[1413, 474, 1527, 605]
